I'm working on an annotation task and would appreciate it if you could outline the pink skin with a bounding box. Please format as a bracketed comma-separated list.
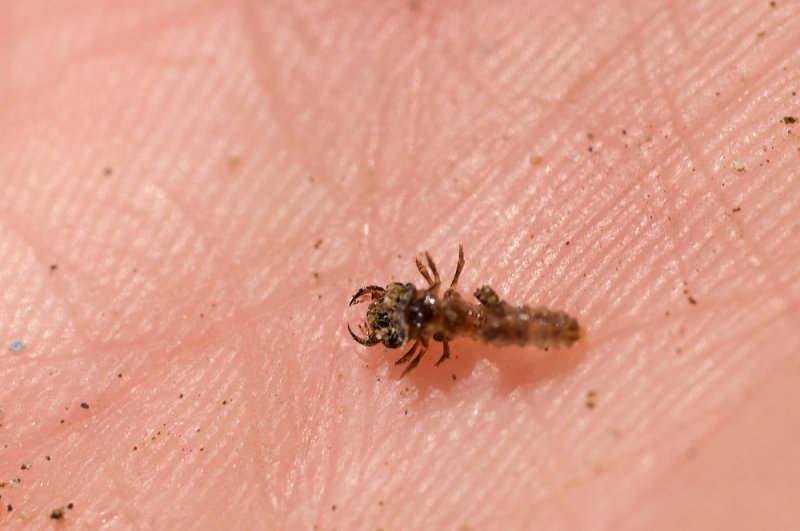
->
[1, 1, 799, 528]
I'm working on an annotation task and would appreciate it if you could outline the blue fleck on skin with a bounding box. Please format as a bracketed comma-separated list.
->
[8, 340, 26, 352]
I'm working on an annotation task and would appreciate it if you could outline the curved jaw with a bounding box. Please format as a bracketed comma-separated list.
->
[349, 285, 385, 306]
[348, 285, 385, 346]
[348, 323, 380, 346]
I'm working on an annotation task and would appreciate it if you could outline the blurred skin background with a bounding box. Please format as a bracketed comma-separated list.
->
[1, 1, 799, 528]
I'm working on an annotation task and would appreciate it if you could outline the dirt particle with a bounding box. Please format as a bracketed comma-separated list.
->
[586, 390, 597, 409]
[50, 507, 65, 519]
[688, 296, 698, 305]
[730, 161, 748, 172]
[784, 116, 797, 124]
[80, 402, 89, 409]
[50, 264, 58, 271]
[20, 463, 32, 470]
[732, 207, 741, 213]
[227, 155, 241, 169]
[314, 239, 323, 249]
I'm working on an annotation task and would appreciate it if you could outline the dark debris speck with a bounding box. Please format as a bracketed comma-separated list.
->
[586, 390, 597, 409]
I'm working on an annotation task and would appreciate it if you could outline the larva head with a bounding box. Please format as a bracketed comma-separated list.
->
[348, 282, 416, 349]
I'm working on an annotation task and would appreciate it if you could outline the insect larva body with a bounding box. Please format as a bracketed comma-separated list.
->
[348, 245, 582, 376]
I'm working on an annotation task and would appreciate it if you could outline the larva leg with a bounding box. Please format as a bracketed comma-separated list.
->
[424, 251, 441, 284]
[401, 338, 429, 377]
[415, 257, 434, 286]
[434, 340, 451, 367]
[448, 245, 465, 290]
[395, 342, 418, 366]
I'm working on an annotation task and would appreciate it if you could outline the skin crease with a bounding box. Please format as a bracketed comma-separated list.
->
[0, 0, 799, 529]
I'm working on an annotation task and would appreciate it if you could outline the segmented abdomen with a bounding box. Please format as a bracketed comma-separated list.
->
[479, 301, 582, 348]
[433, 287, 583, 348]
